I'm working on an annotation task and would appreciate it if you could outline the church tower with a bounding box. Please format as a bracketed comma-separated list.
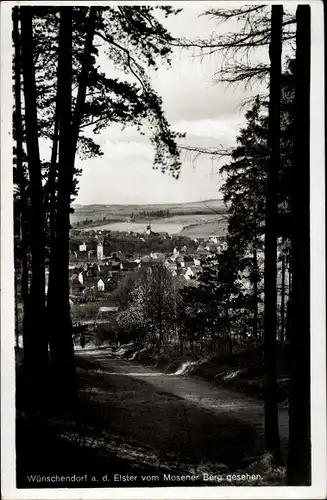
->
[97, 241, 104, 261]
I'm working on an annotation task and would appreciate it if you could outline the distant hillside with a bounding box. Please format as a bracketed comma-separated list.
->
[71, 199, 227, 224]
[72, 198, 225, 209]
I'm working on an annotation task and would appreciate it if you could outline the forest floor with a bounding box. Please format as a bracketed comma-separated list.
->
[121, 342, 290, 405]
[16, 345, 288, 489]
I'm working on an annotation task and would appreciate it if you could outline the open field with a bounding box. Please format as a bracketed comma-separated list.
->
[84, 221, 184, 234]
[74, 203, 229, 238]
[181, 220, 228, 238]
[81, 215, 228, 238]
[152, 213, 220, 225]
[71, 213, 125, 224]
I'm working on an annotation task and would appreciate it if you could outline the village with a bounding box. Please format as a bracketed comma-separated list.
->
[62, 219, 284, 349]
[68, 225, 228, 290]
[61, 223, 231, 344]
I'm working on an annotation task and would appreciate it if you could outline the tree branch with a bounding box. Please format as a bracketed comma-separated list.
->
[95, 30, 146, 93]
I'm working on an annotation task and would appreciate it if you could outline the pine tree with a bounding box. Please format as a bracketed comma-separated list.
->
[287, 4, 311, 485]
[220, 97, 267, 342]
[47, 7, 77, 407]
[20, 6, 49, 407]
[263, 4, 283, 463]
[14, 5, 184, 407]
[13, 8, 29, 346]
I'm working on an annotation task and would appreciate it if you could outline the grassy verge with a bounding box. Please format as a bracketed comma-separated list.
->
[124, 343, 290, 404]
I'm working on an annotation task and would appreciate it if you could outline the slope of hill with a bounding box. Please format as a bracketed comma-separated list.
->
[70, 200, 229, 238]
[71, 199, 227, 224]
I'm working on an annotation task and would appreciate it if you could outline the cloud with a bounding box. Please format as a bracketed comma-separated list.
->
[74, 5, 255, 205]
[100, 140, 153, 160]
[173, 118, 243, 141]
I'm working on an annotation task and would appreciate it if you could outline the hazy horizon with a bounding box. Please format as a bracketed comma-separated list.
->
[72, 197, 225, 208]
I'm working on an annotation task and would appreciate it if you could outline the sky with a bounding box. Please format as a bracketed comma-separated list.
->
[74, 3, 269, 206]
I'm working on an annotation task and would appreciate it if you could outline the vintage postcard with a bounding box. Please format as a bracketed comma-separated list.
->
[1, 1, 326, 499]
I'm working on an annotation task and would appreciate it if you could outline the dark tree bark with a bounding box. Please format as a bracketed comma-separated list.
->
[46, 100, 59, 353]
[14, 266, 19, 349]
[287, 5, 311, 485]
[179, 329, 184, 355]
[280, 252, 286, 342]
[288, 254, 292, 294]
[44, 112, 59, 231]
[225, 306, 233, 360]
[263, 4, 283, 462]
[285, 299, 291, 342]
[47, 126, 59, 292]
[13, 8, 28, 347]
[253, 243, 258, 341]
[47, 7, 77, 407]
[47, 7, 97, 408]
[285, 249, 292, 342]
[20, 6, 48, 405]
[71, 7, 98, 163]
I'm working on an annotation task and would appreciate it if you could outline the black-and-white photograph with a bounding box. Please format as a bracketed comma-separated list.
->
[0, 1, 326, 499]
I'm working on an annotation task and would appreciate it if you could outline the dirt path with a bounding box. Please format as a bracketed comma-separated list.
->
[75, 347, 289, 476]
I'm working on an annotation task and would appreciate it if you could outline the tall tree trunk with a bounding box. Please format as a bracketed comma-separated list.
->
[285, 300, 290, 342]
[46, 100, 59, 339]
[20, 6, 48, 406]
[158, 305, 163, 349]
[71, 7, 98, 164]
[253, 242, 258, 341]
[47, 7, 77, 408]
[285, 249, 292, 342]
[44, 92, 60, 327]
[280, 252, 286, 342]
[47, 7, 97, 408]
[263, 4, 283, 462]
[287, 5, 311, 485]
[225, 306, 233, 360]
[14, 264, 19, 349]
[44, 108, 59, 217]
[20, 220, 29, 314]
[44, 113, 59, 250]
[46, 133, 59, 314]
[13, 8, 27, 348]
[288, 253, 292, 296]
